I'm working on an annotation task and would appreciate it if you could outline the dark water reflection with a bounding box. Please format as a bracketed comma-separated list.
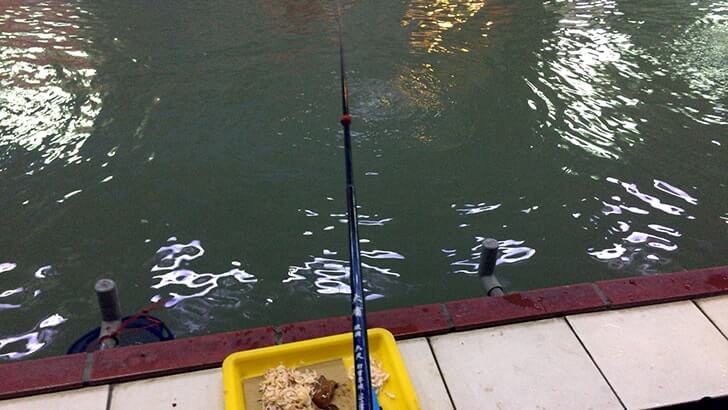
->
[1, 0, 726, 359]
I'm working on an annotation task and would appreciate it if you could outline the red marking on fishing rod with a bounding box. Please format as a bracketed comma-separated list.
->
[340, 114, 352, 126]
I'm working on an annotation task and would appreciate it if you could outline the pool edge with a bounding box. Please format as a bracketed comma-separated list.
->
[1, 265, 727, 400]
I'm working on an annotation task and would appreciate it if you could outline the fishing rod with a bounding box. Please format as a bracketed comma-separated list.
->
[335, 4, 376, 410]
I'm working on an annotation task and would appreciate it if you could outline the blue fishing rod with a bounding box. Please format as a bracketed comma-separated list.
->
[335, 5, 377, 410]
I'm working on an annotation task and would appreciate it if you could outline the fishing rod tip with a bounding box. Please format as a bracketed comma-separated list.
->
[340, 114, 352, 126]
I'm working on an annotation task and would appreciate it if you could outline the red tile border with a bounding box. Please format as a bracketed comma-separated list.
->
[279, 316, 351, 344]
[369, 303, 450, 338]
[0, 353, 86, 400]
[446, 283, 607, 330]
[2, 265, 728, 400]
[596, 266, 728, 308]
[279, 303, 451, 344]
[88, 326, 275, 384]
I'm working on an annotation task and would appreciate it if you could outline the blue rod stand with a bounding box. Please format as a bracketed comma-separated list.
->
[478, 238, 504, 297]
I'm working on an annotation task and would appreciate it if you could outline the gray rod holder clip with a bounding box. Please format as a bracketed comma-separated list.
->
[95, 278, 122, 349]
[478, 238, 504, 297]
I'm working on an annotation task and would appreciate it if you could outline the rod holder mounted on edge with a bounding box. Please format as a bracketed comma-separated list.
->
[478, 238, 504, 297]
[95, 278, 122, 349]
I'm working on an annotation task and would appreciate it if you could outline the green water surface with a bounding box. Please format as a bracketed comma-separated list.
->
[1, 0, 727, 359]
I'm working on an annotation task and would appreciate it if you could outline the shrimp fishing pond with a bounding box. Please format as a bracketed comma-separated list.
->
[1, 0, 727, 359]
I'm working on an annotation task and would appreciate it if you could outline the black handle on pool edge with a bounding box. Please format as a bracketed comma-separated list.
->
[479, 238, 504, 297]
[95, 278, 121, 322]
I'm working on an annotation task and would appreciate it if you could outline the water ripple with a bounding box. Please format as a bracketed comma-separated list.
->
[606, 177, 695, 217]
[670, 1, 728, 105]
[286, 198, 403, 300]
[0, 314, 67, 360]
[0, 263, 17, 274]
[284, 255, 400, 301]
[151, 240, 205, 272]
[586, 176, 697, 273]
[152, 267, 257, 308]
[653, 179, 699, 205]
[402, 0, 486, 55]
[148, 239, 258, 308]
[0, 1, 102, 171]
[455, 202, 502, 215]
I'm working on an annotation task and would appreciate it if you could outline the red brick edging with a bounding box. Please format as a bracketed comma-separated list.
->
[1, 266, 727, 400]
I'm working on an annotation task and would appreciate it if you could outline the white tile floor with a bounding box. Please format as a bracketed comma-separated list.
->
[567, 301, 728, 409]
[397, 338, 453, 410]
[3, 296, 728, 410]
[696, 295, 728, 337]
[430, 318, 622, 410]
[0, 386, 108, 410]
[109, 368, 223, 410]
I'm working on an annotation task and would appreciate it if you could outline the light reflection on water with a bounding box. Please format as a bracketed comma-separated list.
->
[587, 176, 700, 274]
[0, 263, 65, 359]
[605, 176, 693, 217]
[149, 239, 258, 308]
[534, 0, 646, 160]
[284, 255, 400, 301]
[0, 313, 67, 360]
[1, 0, 727, 360]
[0, 0, 101, 171]
[285, 200, 404, 300]
[0, 264, 17, 274]
[671, 1, 728, 108]
[402, 0, 486, 55]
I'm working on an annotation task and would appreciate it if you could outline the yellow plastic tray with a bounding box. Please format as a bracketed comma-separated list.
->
[222, 328, 419, 409]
